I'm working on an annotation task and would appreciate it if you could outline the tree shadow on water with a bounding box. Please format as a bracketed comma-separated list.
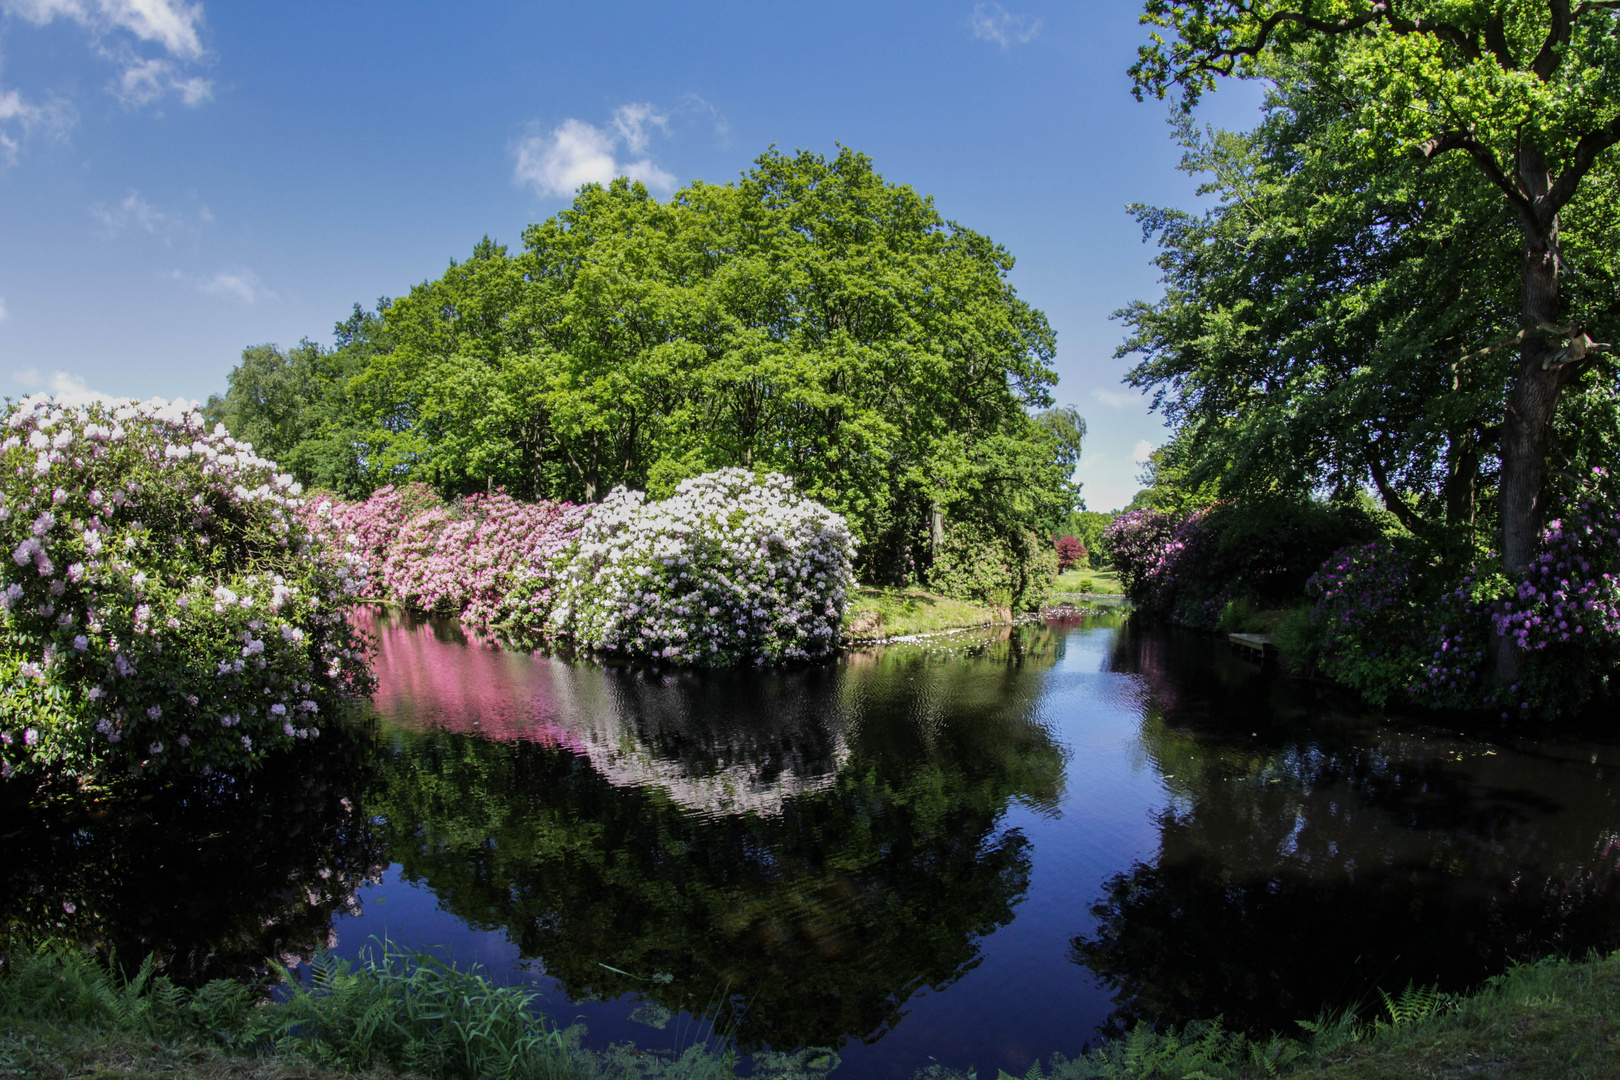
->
[1076, 620, 1620, 1037]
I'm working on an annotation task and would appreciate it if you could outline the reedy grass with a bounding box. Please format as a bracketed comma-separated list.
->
[0, 942, 837, 1080]
[4, 944, 1619, 1080]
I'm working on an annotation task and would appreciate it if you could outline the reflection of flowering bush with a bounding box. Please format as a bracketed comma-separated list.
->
[0, 396, 373, 781]
[550, 470, 855, 664]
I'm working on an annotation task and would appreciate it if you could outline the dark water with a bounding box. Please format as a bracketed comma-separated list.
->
[6, 610, 1620, 1078]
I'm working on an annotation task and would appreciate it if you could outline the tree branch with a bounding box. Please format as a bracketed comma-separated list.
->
[1545, 111, 1620, 214]
[1484, 12, 1520, 71]
[1177, 1, 1482, 87]
[1417, 130, 1531, 217]
[1530, 0, 1572, 78]
[1365, 440, 1433, 537]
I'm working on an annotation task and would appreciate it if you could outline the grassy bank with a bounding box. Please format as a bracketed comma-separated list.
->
[5, 946, 1620, 1080]
[841, 586, 1005, 641]
[1053, 568, 1123, 596]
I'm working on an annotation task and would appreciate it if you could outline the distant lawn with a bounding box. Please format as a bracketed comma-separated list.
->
[1053, 567, 1124, 595]
[842, 586, 1002, 640]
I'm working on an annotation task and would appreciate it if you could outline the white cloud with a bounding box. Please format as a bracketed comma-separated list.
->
[4, 0, 205, 58]
[681, 93, 730, 143]
[1132, 439, 1155, 463]
[1092, 388, 1139, 409]
[969, 2, 1041, 48]
[0, 86, 76, 167]
[2, 0, 213, 109]
[91, 188, 208, 240]
[197, 267, 273, 304]
[513, 114, 677, 199]
[610, 102, 667, 153]
[10, 368, 113, 405]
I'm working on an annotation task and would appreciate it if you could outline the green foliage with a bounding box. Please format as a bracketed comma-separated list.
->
[204, 342, 372, 498]
[214, 148, 1079, 584]
[266, 942, 577, 1080]
[1126, 1, 1620, 617]
[0, 950, 253, 1045]
[928, 519, 1056, 612]
[1066, 510, 1116, 567]
[1124, 441, 1219, 517]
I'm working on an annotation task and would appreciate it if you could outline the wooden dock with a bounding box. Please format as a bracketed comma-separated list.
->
[1227, 632, 1277, 661]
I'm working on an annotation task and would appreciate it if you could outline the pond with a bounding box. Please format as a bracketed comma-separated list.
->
[6, 609, 1620, 1079]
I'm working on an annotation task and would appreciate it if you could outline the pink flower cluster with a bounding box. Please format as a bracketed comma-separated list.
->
[306, 485, 588, 628]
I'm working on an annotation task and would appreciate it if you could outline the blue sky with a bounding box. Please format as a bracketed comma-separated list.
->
[0, 0, 1263, 511]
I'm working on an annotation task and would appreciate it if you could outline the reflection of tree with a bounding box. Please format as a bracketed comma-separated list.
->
[0, 731, 384, 985]
[370, 626, 1068, 1051]
[1078, 626, 1620, 1035]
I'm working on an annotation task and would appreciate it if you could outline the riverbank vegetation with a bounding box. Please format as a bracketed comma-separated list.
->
[1108, 1, 1620, 720]
[0, 396, 374, 783]
[308, 470, 855, 665]
[4, 945, 1617, 1080]
[205, 147, 1083, 610]
[842, 586, 1002, 641]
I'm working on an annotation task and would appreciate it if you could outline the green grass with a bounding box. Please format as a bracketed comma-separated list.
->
[1052, 568, 1124, 596]
[5, 946, 1620, 1080]
[841, 586, 1004, 640]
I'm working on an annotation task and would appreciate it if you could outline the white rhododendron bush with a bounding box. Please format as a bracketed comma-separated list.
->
[546, 469, 855, 664]
[0, 396, 373, 781]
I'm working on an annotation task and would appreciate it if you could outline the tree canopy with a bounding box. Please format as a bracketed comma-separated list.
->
[217, 148, 1080, 582]
[1123, 3, 1620, 646]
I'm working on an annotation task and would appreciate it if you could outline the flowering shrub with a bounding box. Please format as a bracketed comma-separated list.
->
[380, 493, 587, 624]
[1411, 471, 1620, 718]
[304, 482, 441, 600]
[1106, 498, 1381, 630]
[1303, 542, 1425, 706]
[307, 486, 588, 629]
[548, 469, 855, 664]
[0, 395, 373, 782]
[1102, 508, 1185, 609]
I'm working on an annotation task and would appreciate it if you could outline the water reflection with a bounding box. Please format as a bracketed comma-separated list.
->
[363, 611, 1070, 1050]
[0, 731, 384, 984]
[1077, 621, 1620, 1035]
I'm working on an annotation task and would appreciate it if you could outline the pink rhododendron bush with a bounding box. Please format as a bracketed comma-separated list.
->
[313, 469, 855, 665]
[305, 484, 588, 626]
[548, 469, 855, 664]
[0, 395, 374, 782]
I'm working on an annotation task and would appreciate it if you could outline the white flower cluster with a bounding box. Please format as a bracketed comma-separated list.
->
[0, 394, 372, 780]
[548, 469, 854, 664]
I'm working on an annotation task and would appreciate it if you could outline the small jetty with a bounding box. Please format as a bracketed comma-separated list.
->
[1227, 632, 1278, 662]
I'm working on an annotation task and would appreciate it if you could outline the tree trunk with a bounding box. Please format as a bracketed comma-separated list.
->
[1492, 151, 1570, 682]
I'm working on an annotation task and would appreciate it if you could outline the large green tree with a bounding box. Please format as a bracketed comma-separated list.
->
[226, 148, 1073, 580]
[204, 339, 371, 496]
[1127, 2, 1620, 672]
